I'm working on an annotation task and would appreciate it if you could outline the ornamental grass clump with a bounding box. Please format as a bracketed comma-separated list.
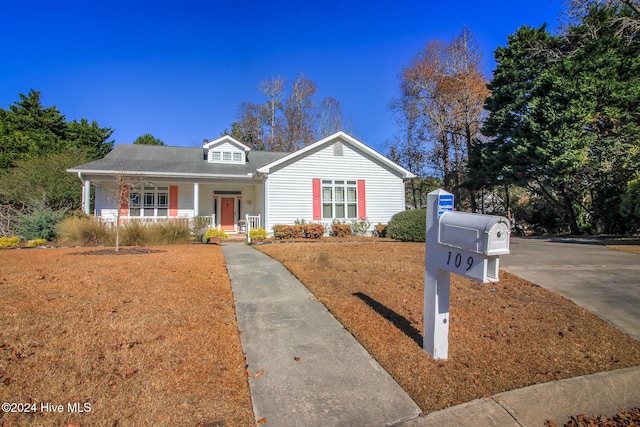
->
[56, 217, 112, 246]
[121, 220, 149, 246]
[148, 219, 192, 245]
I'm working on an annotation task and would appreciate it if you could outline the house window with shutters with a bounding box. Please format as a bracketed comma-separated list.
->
[129, 186, 171, 217]
[321, 180, 358, 219]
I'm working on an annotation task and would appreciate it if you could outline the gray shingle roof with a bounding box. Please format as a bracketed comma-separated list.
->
[68, 144, 289, 177]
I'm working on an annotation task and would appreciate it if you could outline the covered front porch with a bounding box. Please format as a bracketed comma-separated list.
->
[79, 177, 266, 233]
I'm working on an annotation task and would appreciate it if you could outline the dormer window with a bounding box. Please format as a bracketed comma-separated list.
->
[203, 135, 250, 165]
[209, 149, 245, 164]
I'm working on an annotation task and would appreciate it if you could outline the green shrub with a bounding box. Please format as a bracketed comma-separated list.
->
[303, 223, 325, 239]
[203, 228, 228, 242]
[0, 236, 20, 248]
[27, 238, 47, 247]
[387, 209, 426, 242]
[56, 217, 113, 246]
[18, 207, 66, 241]
[249, 227, 268, 240]
[350, 218, 370, 236]
[375, 223, 388, 238]
[121, 221, 149, 246]
[331, 220, 352, 238]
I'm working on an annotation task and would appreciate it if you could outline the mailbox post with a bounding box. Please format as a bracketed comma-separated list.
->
[424, 189, 510, 359]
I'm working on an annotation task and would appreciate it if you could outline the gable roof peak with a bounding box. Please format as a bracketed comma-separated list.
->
[256, 131, 415, 179]
[203, 135, 251, 152]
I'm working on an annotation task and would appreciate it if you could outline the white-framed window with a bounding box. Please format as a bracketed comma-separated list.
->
[322, 179, 357, 219]
[208, 149, 245, 164]
[130, 186, 169, 217]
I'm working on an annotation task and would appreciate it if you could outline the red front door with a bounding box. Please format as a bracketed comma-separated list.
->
[221, 197, 235, 231]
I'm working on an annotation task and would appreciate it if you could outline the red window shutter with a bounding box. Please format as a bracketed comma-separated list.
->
[312, 178, 321, 220]
[169, 186, 179, 217]
[357, 180, 366, 219]
[119, 185, 129, 218]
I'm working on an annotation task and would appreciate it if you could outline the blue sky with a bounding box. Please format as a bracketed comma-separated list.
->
[1, 1, 563, 153]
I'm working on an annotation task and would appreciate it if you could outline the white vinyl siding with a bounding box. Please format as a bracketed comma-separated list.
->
[265, 140, 405, 232]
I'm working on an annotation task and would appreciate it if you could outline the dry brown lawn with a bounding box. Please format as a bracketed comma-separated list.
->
[257, 240, 640, 413]
[0, 245, 253, 427]
[607, 245, 640, 255]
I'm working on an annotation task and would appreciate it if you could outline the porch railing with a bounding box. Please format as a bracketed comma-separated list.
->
[246, 214, 261, 242]
[99, 215, 216, 229]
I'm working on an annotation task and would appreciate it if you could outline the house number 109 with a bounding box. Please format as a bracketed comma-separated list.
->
[446, 251, 474, 271]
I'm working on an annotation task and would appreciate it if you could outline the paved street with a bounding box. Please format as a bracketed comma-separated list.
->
[500, 237, 640, 341]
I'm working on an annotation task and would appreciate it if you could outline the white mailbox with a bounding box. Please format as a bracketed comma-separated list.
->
[424, 189, 512, 360]
[439, 211, 510, 256]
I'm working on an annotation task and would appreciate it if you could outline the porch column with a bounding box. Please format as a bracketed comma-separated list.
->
[83, 179, 91, 215]
[193, 182, 199, 217]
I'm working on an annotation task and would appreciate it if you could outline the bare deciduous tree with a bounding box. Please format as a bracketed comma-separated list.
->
[284, 73, 317, 151]
[393, 27, 489, 209]
[109, 170, 142, 252]
[259, 76, 285, 150]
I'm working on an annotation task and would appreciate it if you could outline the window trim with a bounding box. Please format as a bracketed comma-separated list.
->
[208, 149, 245, 164]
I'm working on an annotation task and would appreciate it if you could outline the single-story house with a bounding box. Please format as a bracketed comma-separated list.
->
[67, 131, 415, 234]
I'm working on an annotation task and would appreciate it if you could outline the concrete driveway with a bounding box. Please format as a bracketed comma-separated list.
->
[500, 237, 640, 341]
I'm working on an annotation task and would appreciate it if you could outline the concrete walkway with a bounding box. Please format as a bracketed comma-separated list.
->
[222, 242, 421, 427]
[223, 240, 640, 426]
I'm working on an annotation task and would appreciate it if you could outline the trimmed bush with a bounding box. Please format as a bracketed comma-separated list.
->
[249, 227, 267, 240]
[274, 223, 325, 239]
[375, 223, 388, 238]
[0, 236, 20, 248]
[303, 223, 325, 239]
[387, 209, 426, 242]
[56, 217, 112, 246]
[273, 224, 295, 239]
[203, 228, 228, 243]
[331, 221, 352, 238]
[292, 225, 304, 238]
